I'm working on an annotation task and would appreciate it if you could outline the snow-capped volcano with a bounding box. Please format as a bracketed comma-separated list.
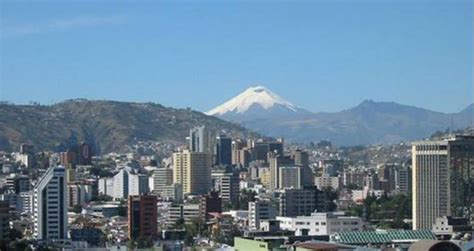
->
[206, 85, 310, 121]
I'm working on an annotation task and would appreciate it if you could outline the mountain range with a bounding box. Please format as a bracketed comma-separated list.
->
[207, 86, 474, 145]
[1, 87, 472, 153]
[0, 100, 254, 154]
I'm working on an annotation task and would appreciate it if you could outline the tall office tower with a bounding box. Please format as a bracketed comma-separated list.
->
[269, 140, 284, 156]
[151, 168, 173, 196]
[33, 166, 68, 240]
[173, 150, 212, 195]
[128, 195, 158, 240]
[0, 201, 10, 242]
[292, 149, 309, 167]
[233, 149, 251, 167]
[60, 150, 76, 169]
[394, 165, 411, 194]
[412, 135, 474, 230]
[189, 126, 212, 153]
[248, 200, 277, 230]
[279, 186, 320, 217]
[216, 135, 232, 166]
[269, 152, 295, 190]
[252, 142, 270, 162]
[378, 163, 397, 193]
[18, 144, 35, 168]
[279, 166, 302, 189]
[78, 142, 93, 165]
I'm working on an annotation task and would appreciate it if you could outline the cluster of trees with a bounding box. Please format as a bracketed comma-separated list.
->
[347, 193, 411, 229]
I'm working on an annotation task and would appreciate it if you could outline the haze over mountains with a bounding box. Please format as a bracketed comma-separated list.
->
[207, 86, 474, 145]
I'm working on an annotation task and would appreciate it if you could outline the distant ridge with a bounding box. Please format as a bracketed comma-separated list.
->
[0, 99, 256, 153]
[207, 86, 474, 145]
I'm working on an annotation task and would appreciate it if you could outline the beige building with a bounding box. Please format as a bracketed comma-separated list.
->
[412, 135, 474, 230]
[173, 150, 212, 195]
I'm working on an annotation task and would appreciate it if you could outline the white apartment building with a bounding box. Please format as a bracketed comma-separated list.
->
[111, 168, 149, 199]
[277, 212, 363, 236]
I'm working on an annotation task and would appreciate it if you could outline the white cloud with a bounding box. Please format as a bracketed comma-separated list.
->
[1, 15, 124, 37]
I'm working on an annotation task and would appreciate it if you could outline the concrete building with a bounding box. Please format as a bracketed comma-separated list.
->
[233, 148, 251, 168]
[216, 135, 232, 166]
[150, 167, 173, 196]
[395, 165, 411, 194]
[269, 152, 295, 190]
[6, 174, 31, 194]
[315, 175, 340, 190]
[112, 168, 149, 199]
[342, 169, 366, 188]
[432, 216, 472, 236]
[200, 191, 222, 219]
[279, 166, 302, 189]
[18, 191, 34, 214]
[213, 171, 240, 203]
[173, 150, 212, 195]
[33, 166, 68, 240]
[67, 183, 92, 207]
[189, 126, 212, 153]
[248, 200, 277, 230]
[98, 177, 114, 197]
[412, 135, 474, 230]
[160, 183, 183, 202]
[0, 201, 10, 242]
[279, 187, 320, 217]
[128, 195, 158, 240]
[167, 204, 201, 226]
[277, 212, 364, 236]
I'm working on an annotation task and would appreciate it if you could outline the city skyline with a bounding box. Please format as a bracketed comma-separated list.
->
[1, 1, 473, 113]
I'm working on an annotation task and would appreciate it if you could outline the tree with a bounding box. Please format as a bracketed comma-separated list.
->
[71, 205, 82, 213]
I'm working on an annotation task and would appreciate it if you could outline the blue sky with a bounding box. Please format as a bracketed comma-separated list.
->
[1, 0, 472, 113]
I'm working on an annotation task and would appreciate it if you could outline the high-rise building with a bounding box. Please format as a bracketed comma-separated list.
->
[68, 183, 92, 207]
[189, 126, 212, 153]
[412, 135, 474, 230]
[395, 165, 411, 194]
[151, 168, 173, 196]
[212, 171, 240, 203]
[33, 166, 68, 240]
[216, 135, 232, 166]
[18, 191, 34, 214]
[248, 200, 277, 230]
[269, 152, 295, 190]
[59, 142, 93, 169]
[6, 174, 30, 194]
[279, 186, 320, 217]
[292, 149, 309, 167]
[173, 150, 212, 195]
[200, 191, 222, 219]
[279, 166, 302, 189]
[0, 201, 10, 242]
[233, 148, 251, 167]
[112, 168, 149, 199]
[128, 195, 158, 240]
